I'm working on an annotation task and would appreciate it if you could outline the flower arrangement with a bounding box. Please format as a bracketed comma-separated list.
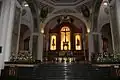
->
[93, 51, 120, 63]
[10, 51, 33, 62]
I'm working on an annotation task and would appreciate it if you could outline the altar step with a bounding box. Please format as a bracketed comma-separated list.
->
[15, 63, 114, 80]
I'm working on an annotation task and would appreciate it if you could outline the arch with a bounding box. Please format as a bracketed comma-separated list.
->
[100, 23, 113, 53]
[44, 13, 89, 32]
[97, 0, 110, 32]
[25, 0, 39, 32]
[19, 24, 31, 51]
[61, 26, 70, 31]
[20, 24, 31, 35]
[92, 0, 103, 32]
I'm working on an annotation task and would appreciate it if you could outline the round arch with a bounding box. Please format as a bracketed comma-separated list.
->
[25, 0, 39, 32]
[100, 23, 113, 53]
[19, 24, 31, 51]
[97, 0, 110, 32]
[92, 0, 103, 32]
[43, 13, 90, 33]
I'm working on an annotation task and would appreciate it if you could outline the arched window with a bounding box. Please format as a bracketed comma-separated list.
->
[61, 26, 71, 50]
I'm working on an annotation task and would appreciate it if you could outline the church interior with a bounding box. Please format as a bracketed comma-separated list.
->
[0, 0, 120, 80]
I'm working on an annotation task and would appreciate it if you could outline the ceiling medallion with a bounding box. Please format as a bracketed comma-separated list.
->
[81, 5, 90, 18]
[40, 7, 49, 22]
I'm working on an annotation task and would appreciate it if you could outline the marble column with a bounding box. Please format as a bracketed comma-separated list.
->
[108, 2, 115, 53]
[88, 33, 94, 61]
[3, 0, 15, 62]
[32, 33, 38, 60]
[88, 32, 102, 61]
[37, 33, 43, 61]
[112, 0, 120, 52]
[0, 0, 15, 74]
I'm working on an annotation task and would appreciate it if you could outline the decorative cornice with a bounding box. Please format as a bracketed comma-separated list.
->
[36, 0, 91, 6]
[53, 8, 76, 14]
[50, 0, 78, 3]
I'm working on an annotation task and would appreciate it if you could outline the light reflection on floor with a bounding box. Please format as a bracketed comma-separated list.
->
[58, 57, 74, 63]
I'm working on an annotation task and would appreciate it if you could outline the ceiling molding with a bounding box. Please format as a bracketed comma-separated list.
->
[36, 0, 91, 6]
[36, 0, 55, 7]
[36, 0, 92, 14]
[53, 8, 77, 14]
[50, 0, 78, 3]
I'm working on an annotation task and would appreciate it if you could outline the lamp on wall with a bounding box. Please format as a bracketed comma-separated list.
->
[24, 3, 29, 7]
[40, 22, 45, 34]
[103, 1, 108, 6]
[23, 1, 29, 7]
[41, 28, 44, 34]
[87, 28, 90, 33]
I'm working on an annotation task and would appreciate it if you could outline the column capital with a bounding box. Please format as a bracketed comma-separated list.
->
[32, 33, 39, 36]
[91, 32, 101, 35]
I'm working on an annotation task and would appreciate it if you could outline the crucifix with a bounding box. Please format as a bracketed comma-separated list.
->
[62, 27, 69, 50]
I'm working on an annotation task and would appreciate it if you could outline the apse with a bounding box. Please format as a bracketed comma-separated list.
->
[43, 15, 88, 61]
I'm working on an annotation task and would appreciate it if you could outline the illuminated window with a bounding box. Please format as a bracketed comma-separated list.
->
[50, 35, 56, 50]
[61, 26, 71, 50]
[75, 34, 82, 50]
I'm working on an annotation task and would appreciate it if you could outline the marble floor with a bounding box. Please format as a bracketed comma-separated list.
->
[1, 63, 118, 80]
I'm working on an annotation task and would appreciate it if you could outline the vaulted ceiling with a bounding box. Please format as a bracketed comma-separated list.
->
[35, 0, 93, 14]
[37, 0, 90, 6]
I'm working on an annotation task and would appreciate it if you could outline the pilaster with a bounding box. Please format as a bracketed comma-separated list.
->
[0, 0, 15, 73]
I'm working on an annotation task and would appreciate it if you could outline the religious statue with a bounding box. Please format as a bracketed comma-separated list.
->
[52, 38, 55, 46]
[76, 38, 80, 46]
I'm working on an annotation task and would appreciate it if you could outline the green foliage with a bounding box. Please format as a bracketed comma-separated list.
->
[95, 51, 120, 63]
[10, 51, 33, 62]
